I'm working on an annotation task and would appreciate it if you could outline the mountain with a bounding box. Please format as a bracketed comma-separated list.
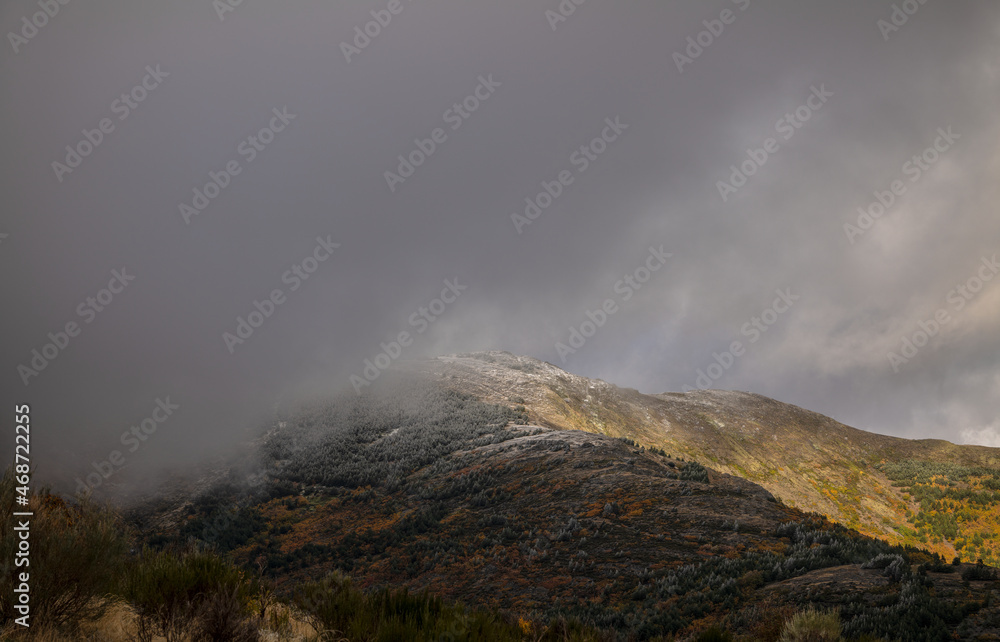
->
[119, 356, 1000, 640]
[400, 351, 1000, 563]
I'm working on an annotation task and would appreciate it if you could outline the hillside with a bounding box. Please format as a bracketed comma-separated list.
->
[123, 380, 1000, 640]
[399, 352, 1000, 563]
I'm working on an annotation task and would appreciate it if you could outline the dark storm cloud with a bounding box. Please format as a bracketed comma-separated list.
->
[2, 0, 999, 492]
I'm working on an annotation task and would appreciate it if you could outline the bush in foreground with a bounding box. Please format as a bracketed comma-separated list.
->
[779, 608, 842, 642]
[293, 571, 611, 641]
[121, 548, 263, 642]
[0, 467, 128, 632]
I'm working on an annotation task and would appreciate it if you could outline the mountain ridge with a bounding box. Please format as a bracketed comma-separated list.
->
[399, 351, 1000, 559]
[116, 354, 1000, 640]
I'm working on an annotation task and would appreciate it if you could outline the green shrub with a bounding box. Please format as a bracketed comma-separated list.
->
[780, 608, 841, 642]
[862, 553, 909, 582]
[840, 575, 976, 641]
[196, 584, 261, 642]
[0, 466, 129, 632]
[680, 461, 711, 483]
[961, 561, 997, 582]
[121, 547, 261, 642]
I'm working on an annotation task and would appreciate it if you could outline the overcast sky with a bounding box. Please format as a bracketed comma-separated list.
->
[2, 0, 1000, 490]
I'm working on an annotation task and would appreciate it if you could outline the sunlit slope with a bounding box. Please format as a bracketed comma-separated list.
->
[135, 385, 998, 640]
[405, 351, 1000, 558]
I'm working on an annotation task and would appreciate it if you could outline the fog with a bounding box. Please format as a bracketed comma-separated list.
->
[2, 0, 999, 493]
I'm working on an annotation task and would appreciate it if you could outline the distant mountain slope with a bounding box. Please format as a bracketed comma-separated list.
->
[401, 351, 1000, 562]
[132, 381, 1000, 640]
